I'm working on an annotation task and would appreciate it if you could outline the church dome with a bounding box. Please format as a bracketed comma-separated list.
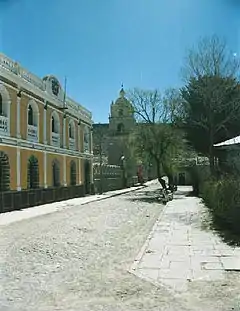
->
[114, 85, 133, 111]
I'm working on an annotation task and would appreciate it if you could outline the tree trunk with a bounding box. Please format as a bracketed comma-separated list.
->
[209, 139, 215, 175]
[156, 159, 167, 190]
[167, 174, 174, 187]
[209, 124, 216, 176]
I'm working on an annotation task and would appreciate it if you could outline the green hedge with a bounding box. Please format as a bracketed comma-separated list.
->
[202, 177, 240, 237]
[188, 164, 210, 196]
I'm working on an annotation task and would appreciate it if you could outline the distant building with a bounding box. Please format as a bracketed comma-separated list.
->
[93, 86, 139, 184]
[93, 86, 207, 186]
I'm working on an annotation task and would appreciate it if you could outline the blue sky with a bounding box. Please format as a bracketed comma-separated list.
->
[0, 0, 239, 122]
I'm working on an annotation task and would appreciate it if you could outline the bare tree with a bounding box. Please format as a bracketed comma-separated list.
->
[181, 35, 240, 81]
[128, 88, 183, 188]
[180, 35, 240, 174]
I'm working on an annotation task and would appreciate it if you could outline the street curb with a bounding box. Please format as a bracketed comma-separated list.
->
[128, 202, 168, 274]
[80, 180, 157, 206]
[0, 182, 156, 226]
[80, 185, 146, 205]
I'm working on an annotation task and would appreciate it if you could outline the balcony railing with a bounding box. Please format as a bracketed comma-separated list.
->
[52, 132, 60, 147]
[0, 115, 9, 135]
[27, 124, 38, 142]
[69, 137, 76, 150]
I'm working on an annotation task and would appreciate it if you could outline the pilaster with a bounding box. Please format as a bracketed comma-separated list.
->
[16, 148, 21, 191]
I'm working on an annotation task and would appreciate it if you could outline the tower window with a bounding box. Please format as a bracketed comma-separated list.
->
[117, 123, 124, 133]
[118, 109, 123, 117]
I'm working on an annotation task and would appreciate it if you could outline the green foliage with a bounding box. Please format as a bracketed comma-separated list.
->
[180, 35, 240, 176]
[202, 177, 240, 243]
[181, 75, 240, 156]
[188, 164, 210, 196]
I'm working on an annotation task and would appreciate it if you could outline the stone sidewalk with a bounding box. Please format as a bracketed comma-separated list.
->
[129, 187, 240, 293]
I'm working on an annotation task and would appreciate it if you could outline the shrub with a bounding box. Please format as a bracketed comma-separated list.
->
[202, 176, 240, 238]
[189, 164, 210, 196]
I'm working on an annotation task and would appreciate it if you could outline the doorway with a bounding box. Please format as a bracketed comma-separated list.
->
[84, 160, 91, 194]
[0, 151, 10, 192]
[178, 172, 186, 185]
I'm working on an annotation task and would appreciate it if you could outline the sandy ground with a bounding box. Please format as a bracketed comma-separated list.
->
[0, 183, 240, 310]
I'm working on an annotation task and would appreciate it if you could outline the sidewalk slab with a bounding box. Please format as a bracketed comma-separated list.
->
[129, 186, 240, 293]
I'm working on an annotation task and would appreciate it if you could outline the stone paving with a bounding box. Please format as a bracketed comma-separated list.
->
[129, 187, 240, 293]
[0, 183, 151, 226]
[1, 183, 240, 310]
[0, 183, 187, 311]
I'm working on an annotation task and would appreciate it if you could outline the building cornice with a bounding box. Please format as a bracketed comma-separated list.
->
[0, 136, 93, 159]
[0, 53, 93, 125]
[1, 80, 92, 127]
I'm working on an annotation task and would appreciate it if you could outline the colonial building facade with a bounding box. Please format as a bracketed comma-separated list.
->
[0, 53, 93, 210]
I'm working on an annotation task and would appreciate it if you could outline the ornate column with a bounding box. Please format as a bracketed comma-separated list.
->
[44, 151, 47, 188]
[37, 111, 40, 143]
[63, 114, 66, 148]
[16, 92, 21, 138]
[16, 148, 21, 191]
[90, 126, 93, 154]
[78, 158, 81, 184]
[63, 155, 67, 186]
[78, 120, 81, 151]
[43, 102, 47, 144]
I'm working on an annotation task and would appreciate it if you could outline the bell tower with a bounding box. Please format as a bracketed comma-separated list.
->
[109, 85, 135, 135]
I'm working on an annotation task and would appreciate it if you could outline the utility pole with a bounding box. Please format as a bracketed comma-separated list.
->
[120, 155, 126, 188]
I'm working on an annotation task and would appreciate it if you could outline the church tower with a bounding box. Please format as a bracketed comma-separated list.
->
[109, 85, 135, 135]
[107, 85, 136, 181]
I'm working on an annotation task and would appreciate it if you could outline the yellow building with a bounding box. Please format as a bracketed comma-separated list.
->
[0, 53, 93, 210]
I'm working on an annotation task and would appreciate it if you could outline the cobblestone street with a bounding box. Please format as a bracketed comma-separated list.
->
[1, 183, 240, 310]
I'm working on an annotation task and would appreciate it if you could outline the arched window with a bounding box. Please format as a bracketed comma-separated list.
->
[84, 129, 89, 143]
[52, 116, 55, 133]
[0, 84, 11, 121]
[52, 159, 60, 187]
[117, 123, 124, 133]
[0, 94, 3, 116]
[27, 155, 39, 189]
[51, 112, 60, 133]
[27, 100, 39, 126]
[70, 161, 77, 185]
[118, 108, 123, 117]
[51, 112, 60, 146]
[28, 105, 33, 125]
[68, 120, 75, 138]
[0, 151, 10, 192]
[27, 101, 39, 142]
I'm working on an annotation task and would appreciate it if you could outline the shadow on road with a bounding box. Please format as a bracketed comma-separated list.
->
[128, 189, 164, 204]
